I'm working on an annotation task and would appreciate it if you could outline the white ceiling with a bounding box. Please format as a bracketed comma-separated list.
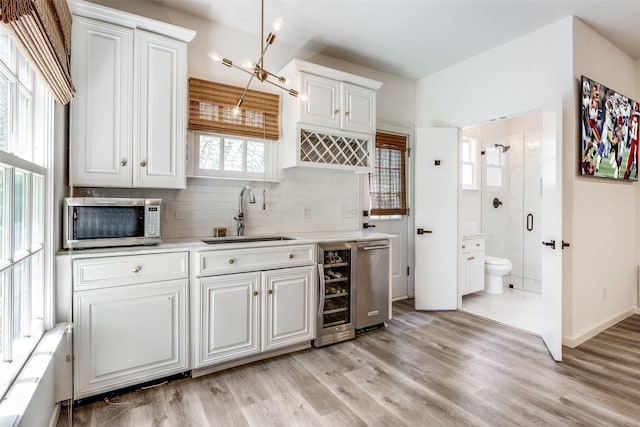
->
[145, 0, 640, 80]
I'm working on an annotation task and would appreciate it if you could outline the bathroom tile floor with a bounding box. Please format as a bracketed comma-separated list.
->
[461, 288, 542, 335]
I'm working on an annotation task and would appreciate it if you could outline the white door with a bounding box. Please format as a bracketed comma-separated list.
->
[540, 101, 563, 361]
[263, 266, 315, 351]
[70, 17, 133, 188]
[196, 272, 260, 368]
[414, 127, 459, 310]
[342, 83, 375, 133]
[134, 30, 187, 189]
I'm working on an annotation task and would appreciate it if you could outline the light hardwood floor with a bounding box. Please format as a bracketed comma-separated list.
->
[58, 300, 640, 426]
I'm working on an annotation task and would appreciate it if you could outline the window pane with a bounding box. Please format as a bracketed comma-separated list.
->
[461, 141, 470, 162]
[13, 263, 23, 340]
[30, 250, 43, 325]
[246, 141, 264, 173]
[462, 163, 473, 186]
[224, 138, 244, 172]
[14, 170, 28, 255]
[17, 88, 32, 162]
[0, 271, 4, 358]
[0, 73, 11, 153]
[18, 52, 32, 91]
[0, 27, 11, 67]
[0, 166, 5, 261]
[31, 174, 43, 248]
[198, 134, 221, 170]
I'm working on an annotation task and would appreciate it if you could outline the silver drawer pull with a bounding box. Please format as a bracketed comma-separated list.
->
[289, 254, 294, 259]
[133, 265, 142, 273]
[228, 258, 235, 264]
[468, 256, 475, 261]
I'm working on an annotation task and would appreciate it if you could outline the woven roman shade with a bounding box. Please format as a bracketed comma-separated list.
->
[0, 0, 74, 104]
[189, 77, 280, 140]
[370, 131, 408, 216]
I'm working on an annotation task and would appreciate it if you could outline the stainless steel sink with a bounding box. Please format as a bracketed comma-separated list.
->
[201, 236, 297, 244]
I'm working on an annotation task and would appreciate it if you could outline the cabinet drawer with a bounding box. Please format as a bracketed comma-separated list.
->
[460, 238, 484, 253]
[74, 251, 189, 290]
[197, 244, 315, 276]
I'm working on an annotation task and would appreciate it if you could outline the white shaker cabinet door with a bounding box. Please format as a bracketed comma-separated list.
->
[263, 265, 315, 351]
[70, 17, 133, 187]
[342, 82, 375, 133]
[74, 279, 188, 399]
[299, 72, 341, 129]
[195, 272, 261, 367]
[134, 30, 187, 189]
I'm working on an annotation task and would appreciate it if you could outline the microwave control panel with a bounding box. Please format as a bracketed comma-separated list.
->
[145, 206, 161, 237]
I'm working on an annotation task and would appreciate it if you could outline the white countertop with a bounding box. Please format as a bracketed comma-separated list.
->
[57, 230, 393, 258]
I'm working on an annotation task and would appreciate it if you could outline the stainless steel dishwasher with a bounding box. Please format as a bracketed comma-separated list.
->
[356, 239, 390, 330]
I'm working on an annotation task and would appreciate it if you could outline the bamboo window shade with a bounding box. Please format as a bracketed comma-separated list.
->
[0, 0, 74, 104]
[370, 131, 408, 216]
[189, 78, 280, 140]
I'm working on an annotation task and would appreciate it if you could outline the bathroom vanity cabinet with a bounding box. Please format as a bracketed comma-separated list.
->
[458, 236, 485, 296]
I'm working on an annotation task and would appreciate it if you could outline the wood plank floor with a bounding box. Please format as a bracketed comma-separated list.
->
[58, 300, 640, 426]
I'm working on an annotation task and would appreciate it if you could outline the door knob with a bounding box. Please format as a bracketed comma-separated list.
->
[542, 240, 556, 249]
[417, 228, 433, 235]
[562, 241, 570, 250]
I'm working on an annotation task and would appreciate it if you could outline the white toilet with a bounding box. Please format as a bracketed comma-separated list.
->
[484, 256, 512, 294]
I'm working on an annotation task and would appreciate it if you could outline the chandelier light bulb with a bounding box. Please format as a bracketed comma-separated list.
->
[208, 51, 222, 62]
[271, 18, 283, 33]
[232, 106, 241, 116]
[242, 59, 256, 69]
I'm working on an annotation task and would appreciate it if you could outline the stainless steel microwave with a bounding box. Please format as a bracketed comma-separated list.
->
[63, 198, 161, 249]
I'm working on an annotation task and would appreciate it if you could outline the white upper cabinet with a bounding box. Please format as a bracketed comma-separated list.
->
[279, 59, 382, 172]
[69, 1, 195, 188]
[134, 30, 186, 188]
[70, 17, 134, 188]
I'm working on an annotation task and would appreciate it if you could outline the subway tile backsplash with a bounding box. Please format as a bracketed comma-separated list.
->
[71, 167, 361, 239]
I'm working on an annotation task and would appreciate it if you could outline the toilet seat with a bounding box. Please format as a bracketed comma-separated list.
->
[485, 255, 510, 265]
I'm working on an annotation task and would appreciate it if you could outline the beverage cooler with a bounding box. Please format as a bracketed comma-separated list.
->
[314, 242, 356, 347]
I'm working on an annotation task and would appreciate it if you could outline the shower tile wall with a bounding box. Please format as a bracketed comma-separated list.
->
[482, 131, 542, 293]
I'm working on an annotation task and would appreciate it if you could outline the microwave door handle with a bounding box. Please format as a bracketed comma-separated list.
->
[317, 263, 326, 316]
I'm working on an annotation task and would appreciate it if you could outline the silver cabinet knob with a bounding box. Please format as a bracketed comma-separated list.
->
[253, 290, 258, 296]
[288, 254, 294, 259]
[345, 111, 350, 117]
[461, 245, 466, 249]
[133, 265, 141, 273]
[228, 258, 235, 264]
[268, 289, 273, 295]
[334, 109, 339, 114]
[468, 256, 475, 261]
[120, 160, 127, 167]
[140, 160, 147, 167]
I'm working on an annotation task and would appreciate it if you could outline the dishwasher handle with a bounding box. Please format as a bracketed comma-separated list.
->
[359, 245, 390, 251]
[317, 263, 326, 316]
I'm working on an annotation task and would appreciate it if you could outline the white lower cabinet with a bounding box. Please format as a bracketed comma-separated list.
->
[72, 252, 189, 400]
[195, 265, 315, 369]
[458, 238, 485, 296]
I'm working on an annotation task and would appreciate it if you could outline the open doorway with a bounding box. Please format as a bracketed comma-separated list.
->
[459, 112, 542, 335]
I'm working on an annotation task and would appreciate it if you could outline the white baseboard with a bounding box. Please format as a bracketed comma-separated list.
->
[48, 403, 61, 427]
[562, 308, 635, 348]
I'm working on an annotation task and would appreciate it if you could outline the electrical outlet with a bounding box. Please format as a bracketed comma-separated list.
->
[304, 205, 312, 218]
[603, 287, 607, 301]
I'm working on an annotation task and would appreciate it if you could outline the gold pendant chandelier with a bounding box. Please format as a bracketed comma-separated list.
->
[208, 0, 298, 116]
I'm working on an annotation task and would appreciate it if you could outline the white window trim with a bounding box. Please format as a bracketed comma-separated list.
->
[0, 45, 54, 401]
[186, 131, 279, 182]
[461, 136, 479, 190]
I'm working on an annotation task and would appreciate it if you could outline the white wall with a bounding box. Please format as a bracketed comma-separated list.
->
[80, 0, 416, 237]
[418, 16, 608, 343]
[571, 18, 638, 341]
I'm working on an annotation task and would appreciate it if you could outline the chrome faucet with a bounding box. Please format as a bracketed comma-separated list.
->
[234, 186, 256, 236]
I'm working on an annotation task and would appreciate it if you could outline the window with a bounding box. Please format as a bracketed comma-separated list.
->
[189, 131, 277, 180]
[369, 132, 407, 216]
[0, 26, 52, 399]
[461, 135, 479, 189]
